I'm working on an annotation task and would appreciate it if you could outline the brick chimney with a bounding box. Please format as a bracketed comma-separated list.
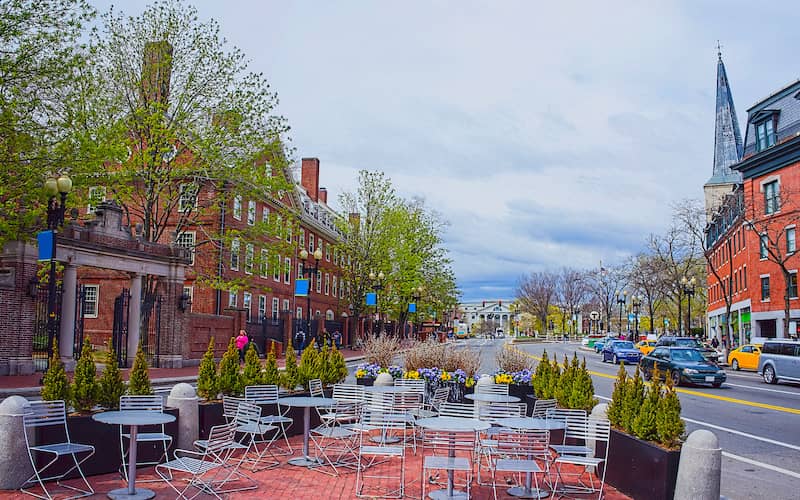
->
[319, 187, 328, 204]
[301, 158, 320, 202]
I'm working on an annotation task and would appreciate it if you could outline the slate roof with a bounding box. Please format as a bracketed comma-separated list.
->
[707, 52, 744, 186]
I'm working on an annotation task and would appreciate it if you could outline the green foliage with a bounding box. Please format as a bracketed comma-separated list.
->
[567, 358, 597, 412]
[262, 343, 280, 385]
[128, 343, 152, 395]
[632, 366, 661, 441]
[216, 337, 242, 396]
[606, 364, 628, 429]
[297, 342, 321, 389]
[41, 339, 70, 402]
[554, 354, 576, 407]
[545, 357, 561, 401]
[281, 337, 299, 391]
[70, 339, 98, 412]
[196, 338, 217, 400]
[622, 367, 645, 434]
[656, 370, 685, 448]
[532, 350, 552, 399]
[98, 339, 126, 409]
[241, 343, 262, 388]
[327, 345, 349, 385]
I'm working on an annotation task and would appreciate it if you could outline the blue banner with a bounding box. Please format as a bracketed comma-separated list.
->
[408, 303, 417, 313]
[37, 231, 55, 260]
[366, 292, 377, 306]
[294, 278, 310, 297]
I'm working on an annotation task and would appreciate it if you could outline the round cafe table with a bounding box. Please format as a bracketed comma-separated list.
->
[416, 417, 491, 500]
[278, 396, 336, 467]
[92, 410, 175, 500]
[363, 385, 413, 393]
[492, 417, 567, 499]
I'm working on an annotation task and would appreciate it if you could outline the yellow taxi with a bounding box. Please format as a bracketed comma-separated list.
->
[635, 340, 657, 356]
[727, 344, 762, 371]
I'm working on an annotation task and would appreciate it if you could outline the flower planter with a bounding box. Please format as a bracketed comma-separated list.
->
[508, 384, 535, 402]
[198, 400, 224, 439]
[356, 377, 375, 386]
[34, 407, 179, 479]
[602, 428, 680, 500]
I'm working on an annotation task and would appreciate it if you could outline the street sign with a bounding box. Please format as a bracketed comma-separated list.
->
[408, 303, 416, 313]
[590, 311, 599, 320]
[294, 278, 310, 297]
[37, 230, 55, 260]
[628, 313, 635, 322]
[366, 292, 377, 306]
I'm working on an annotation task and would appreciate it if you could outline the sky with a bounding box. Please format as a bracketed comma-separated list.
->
[90, 0, 800, 302]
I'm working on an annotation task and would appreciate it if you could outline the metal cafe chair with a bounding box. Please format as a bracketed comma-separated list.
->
[21, 400, 95, 500]
[244, 384, 294, 455]
[118, 395, 173, 482]
[489, 429, 550, 500]
[550, 418, 611, 499]
[355, 410, 408, 498]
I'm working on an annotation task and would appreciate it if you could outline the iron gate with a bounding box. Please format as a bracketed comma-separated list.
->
[246, 316, 284, 356]
[73, 285, 86, 358]
[140, 292, 163, 367]
[32, 281, 62, 371]
[112, 288, 130, 367]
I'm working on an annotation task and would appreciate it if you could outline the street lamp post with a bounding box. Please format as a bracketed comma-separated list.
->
[411, 285, 423, 339]
[299, 248, 323, 345]
[631, 295, 642, 342]
[44, 174, 72, 356]
[681, 276, 697, 337]
[615, 290, 627, 335]
[369, 271, 385, 336]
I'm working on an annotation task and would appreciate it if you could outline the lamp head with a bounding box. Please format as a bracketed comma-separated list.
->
[299, 249, 309, 260]
[313, 248, 323, 261]
[369, 271, 376, 280]
[680, 276, 687, 285]
[378, 271, 385, 280]
[690, 277, 696, 286]
[44, 177, 59, 197]
[56, 174, 72, 194]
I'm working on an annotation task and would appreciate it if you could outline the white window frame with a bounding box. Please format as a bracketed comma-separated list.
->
[272, 298, 279, 319]
[790, 270, 798, 300]
[87, 186, 106, 214]
[83, 284, 99, 318]
[788, 225, 796, 254]
[299, 231, 305, 250]
[296, 307, 303, 319]
[760, 274, 770, 302]
[284, 257, 291, 284]
[258, 295, 267, 323]
[230, 238, 240, 271]
[245, 244, 254, 275]
[243, 292, 252, 322]
[179, 184, 198, 213]
[761, 178, 780, 215]
[282, 299, 290, 313]
[316, 270, 322, 293]
[309, 233, 315, 252]
[326, 309, 334, 320]
[260, 249, 269, 278]
[760, 234, 768, 260]
[324, 273, 330, 295]
[332, 276, 337, 297]
[297, 262, 303, 280]
[233, 196, 242, 220]
[228, 290, 237, 308]
[273, 255, 281, 282]
[182, 286, 193, 312]
[325, 243, 330, 262]
[247, 201, 256, 225]
[176, 231, 196, 265]
[262, 206, 269, 223]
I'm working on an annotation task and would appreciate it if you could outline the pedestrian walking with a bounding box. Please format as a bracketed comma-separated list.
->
[295, 330, 305, 350]
[235, 329, 248, 362]
[333, 330, 342, 349]
[711, 336, 719, 349]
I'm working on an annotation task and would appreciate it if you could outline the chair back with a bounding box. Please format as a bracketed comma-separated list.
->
[392, 392, 422, 414]
[437, 402, 474, 418]
[22, 400, 72, 448]
[332, 383, 364, 403]
[309, 378, 324, 397]
[546, 408, 588, 442]
[430, 386, 450, 409]
[494, 429, 550, 459]
[120, 395, 164, 412]
[204, 422, 237, 458]
[421, 429, 476, 456]
[478, 402, 526, 421]
[364, 392, 395, 412]
[475, 384, 509, 395]
[531, 398, 557, 418]
[234, 401, 263, 427]
[394, 379, 425, 398]
[244, 384, 280, 404]
[222, 395, 246, 422]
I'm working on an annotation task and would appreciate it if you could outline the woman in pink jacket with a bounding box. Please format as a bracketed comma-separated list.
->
[235, 330, 248, 362]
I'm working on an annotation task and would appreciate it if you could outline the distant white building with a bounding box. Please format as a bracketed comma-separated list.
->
[458, 300, 517, 334]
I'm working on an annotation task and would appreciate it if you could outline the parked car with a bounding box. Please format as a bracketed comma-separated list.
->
[758, 340, 800, 384]
[635, 340, 658, 356]
[727, 344, 762, 371]
[602, 340, 642, 364]
[594, 336, 617, 353]
[495, 328, 505, 338]
[655, 336, 721, 364]
[639, 347, 726, 387]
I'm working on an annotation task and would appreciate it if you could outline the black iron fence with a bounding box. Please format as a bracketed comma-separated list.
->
[141, 292, 163, 367]
[32, 281, 62, 371]
[112, 289, 130, 367]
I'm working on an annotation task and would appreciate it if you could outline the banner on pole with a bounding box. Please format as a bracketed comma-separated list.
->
[366, 292, 377, 306]
[294, 279, 310, 297]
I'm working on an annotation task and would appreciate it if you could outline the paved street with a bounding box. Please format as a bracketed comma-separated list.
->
[453, 338, 800, 500]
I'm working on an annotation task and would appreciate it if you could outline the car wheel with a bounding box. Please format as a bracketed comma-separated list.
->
[731, 359, 740, 371]
[712, 382, 722, 388]
[670, 370, 681, 387]
[763, 365, 777, 385]
[613, 355, 620, 365]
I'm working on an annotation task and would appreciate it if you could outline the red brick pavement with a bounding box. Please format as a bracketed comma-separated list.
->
[2, 431, 630, 499]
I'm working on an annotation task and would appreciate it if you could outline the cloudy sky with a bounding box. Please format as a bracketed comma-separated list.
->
[92, 1, 800, 302]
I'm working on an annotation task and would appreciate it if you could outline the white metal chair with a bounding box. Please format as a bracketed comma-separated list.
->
[394, 379, 426, 399]
[157, 422, 246, 499]
[546, 408, 591, 457]
[490, 429, 550, 500]
[355, 410, 408, 498]
[531, 398, 557, 418]
[222, 395, 246, 424]
[421, 428, 477, 500]
[476, 383, 510, 395]
[232, 401, 279, 471]
[310, 400, 364, 475]
[118, 395, 173, 481]
[244, 384, 293, 455]
[309, 378, 324, 397]
[21, 400, 95, 500]
[413, 386, 449, 419]
[476, 402, 527, 484]
[437, 402, 475, 419]
[550, 418, 611, 499]
[391, 392, 422, 453]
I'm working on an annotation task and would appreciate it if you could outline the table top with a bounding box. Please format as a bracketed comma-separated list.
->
[415, 416, 491, 432]
[363, 385, 412, 393]
[92, 410, 175, 426]
[464, 393, 520, 403]
[278, 396, 336, 408]
[492, 417, 566, 430]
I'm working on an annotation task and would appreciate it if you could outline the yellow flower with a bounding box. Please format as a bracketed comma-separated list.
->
[465, 377, 475, 388]
[356, 369, 367, 378]
[405, 370, 420, 380]
[494, 373, 512, 384]
[440, 371, 452, 381]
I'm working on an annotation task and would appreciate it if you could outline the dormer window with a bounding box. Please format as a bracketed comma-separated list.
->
[755, 116, 776, 152]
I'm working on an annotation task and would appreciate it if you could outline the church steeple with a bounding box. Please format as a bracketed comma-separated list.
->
[707, 44, 743, 185]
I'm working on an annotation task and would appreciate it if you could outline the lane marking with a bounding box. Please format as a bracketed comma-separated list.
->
[723, 382, 800, 396]
[722, 452, 800, 480]
[514, 347, 800, 415]
[682, 417, 800, 451]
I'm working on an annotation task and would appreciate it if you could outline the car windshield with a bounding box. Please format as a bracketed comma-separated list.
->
[675, 338, 701, 347]
[613, 341, 634, 349]
[670, 349, 705, 362]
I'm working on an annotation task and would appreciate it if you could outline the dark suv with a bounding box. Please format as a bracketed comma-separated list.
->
[656, 336, 721, 364]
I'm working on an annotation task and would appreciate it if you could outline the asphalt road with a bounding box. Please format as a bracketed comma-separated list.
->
[455, 337, 800, 500]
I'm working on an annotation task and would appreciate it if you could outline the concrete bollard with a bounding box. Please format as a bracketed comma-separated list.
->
[0, 396, 34, 489]
[374, 373, 394, 386]
[673, 429, 721, 500]
[167, 383, 198, 451]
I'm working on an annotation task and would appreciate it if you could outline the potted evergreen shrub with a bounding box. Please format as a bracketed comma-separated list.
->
[128, 342, 153, 395]
[604, 365, 683, 500]
[281, 337, 300, 392]
[216, 337, 242, 396]
[98, 340, 126, 409]
[196, 338, 224, 439]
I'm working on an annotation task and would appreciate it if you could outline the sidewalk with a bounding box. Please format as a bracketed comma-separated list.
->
[0, 348, 365, 398]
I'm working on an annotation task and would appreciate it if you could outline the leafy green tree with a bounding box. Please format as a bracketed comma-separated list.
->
[657, 371, 685, 448]
[262, 343, 280, 385]
[128, 343, 152, 395]
[41, 339, 70, 402]
[216, 337, 242, 396]
[606, 364, 628, 429]
[622, 367, 645, 433]
[196, 338, 217, 400]
[98, 339, 126, 409]
[281, 337, 299, 391]
[241, 343, 262, 388]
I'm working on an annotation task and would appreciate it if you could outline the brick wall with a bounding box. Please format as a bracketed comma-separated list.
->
[0, 242, 39, 375]
[186, 312, 235, 361]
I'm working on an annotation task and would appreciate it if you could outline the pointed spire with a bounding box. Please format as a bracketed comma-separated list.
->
[708, 45, 743, 185]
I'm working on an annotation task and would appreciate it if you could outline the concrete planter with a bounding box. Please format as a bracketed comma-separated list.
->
[603, 428, 680, 500]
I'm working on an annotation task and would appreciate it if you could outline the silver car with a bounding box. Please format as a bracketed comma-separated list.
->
[757, 340, 800, 384]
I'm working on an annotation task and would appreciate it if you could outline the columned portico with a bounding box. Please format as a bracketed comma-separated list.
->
[127, 273, 144, 366]
[59, 263, 78, 369]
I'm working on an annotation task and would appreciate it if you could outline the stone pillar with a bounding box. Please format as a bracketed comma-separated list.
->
[0, 396, 34, 489]
[674, 430, 721, 500]
[167, 383, 198, 450]
[127, 273, 143, 366]
[59, 263, 77, 369]
[0, 242, 38, 375]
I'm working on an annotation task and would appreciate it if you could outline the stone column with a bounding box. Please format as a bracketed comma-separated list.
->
[0, 396, 33, 489]
[167, 383, 198, 450]
[127, 273, 143, 366]
[59, 263, 77, 368]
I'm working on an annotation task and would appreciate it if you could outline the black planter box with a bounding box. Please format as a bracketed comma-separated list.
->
[508, 384, 535, 405]
[603, 428, 680, 500]
[35, 407, 179, 479]
[356, 377, 375, 386]
[198, 401, 224, 439]
[524, 395, 538, 416]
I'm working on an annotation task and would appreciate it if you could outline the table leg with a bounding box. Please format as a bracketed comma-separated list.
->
[107, 424, 156, 499]
[288, 406, 321, 467]
[507, 452, 548, 498]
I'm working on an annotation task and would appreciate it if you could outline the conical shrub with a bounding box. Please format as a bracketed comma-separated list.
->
[241, 343, 262, 388]
[71, 339, 98, 412]
[328, 345, 348, 385]
[297, 342, 321, 389]
[632, 365, 661, 441]
[568, 358, 596, 412]
[532, 350, 551, 398]
[196, 338, 217, 400]
[262, 343, 280, 385]
[281, 337, 299, 391]
[98, 339, 126, 409]
[217, 337, 242, 396]
[656, 370, 685, 448]
[606, 363, 628, 429]
[41, 339, 70, 402]
[622, 367, 645, 433]
[128, 342, 152, 395]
